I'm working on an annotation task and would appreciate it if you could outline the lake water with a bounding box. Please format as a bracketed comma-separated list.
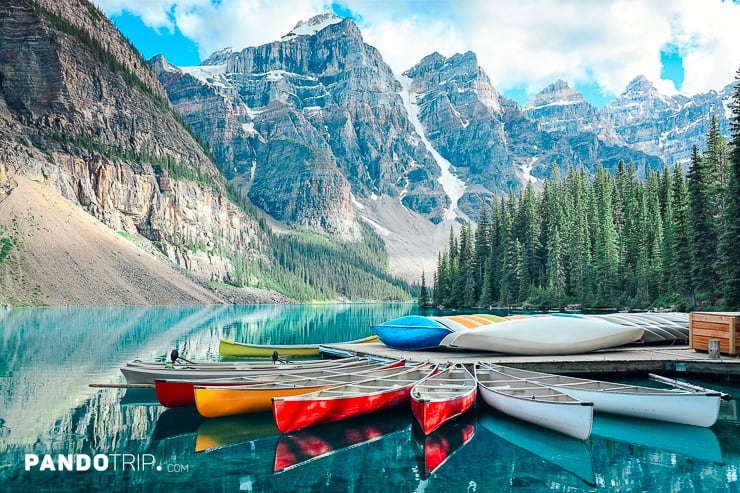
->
[1, 303, 740, 492]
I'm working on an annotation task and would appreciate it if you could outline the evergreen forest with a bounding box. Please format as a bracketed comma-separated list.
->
[429, 70, 740, 311]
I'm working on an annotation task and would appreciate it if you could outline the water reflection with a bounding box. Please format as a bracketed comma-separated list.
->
[3, 304, 740, 492]
[479, 411, 596, 486]
[0, 303, 413, 447]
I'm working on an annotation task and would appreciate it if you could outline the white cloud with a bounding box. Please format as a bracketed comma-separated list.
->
[96, 0, 740, 99]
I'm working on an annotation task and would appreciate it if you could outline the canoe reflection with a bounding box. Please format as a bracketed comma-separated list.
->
[152, 406, 206, 441]
[479, 412, 596, 486]
[412, 416, 476, 478]
[273, 410, 412, 473]
[195, 412, 280, 453]
[591, 414, 723, 463]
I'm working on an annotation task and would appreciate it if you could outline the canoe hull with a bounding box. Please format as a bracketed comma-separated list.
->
[552, 386, 721, 427]
[491, 364, 722, 428]
[442, 316, 643, 355]
[122, 357, 358, 384]
[410, 366, 477, 435]
[195, 385, 332, 417]
[272, 365, 437, 433]
[477, 383, 593, 440]
[219, 339, 321, 358]
[411, 391, 476, 436]
[155, 380, 252, 408]
[219, 335, 378, 358]
[371, 316, 453, 350]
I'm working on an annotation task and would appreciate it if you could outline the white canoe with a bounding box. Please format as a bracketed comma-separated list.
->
[474, 363, 593, 440]
[441, 315, 643, 355]
[490, 365, 721, 427]
[125, 356, 364, 369]
[121, 357, 377, 384]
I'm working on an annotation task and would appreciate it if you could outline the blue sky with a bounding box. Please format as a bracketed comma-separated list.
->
[98, 0, 740, 108]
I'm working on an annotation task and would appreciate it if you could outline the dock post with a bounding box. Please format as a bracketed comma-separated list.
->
[708, 339, 721, 359]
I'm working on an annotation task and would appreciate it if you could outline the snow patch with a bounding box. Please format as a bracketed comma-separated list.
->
[242, 104, 263, 119]
[282, 13, 343, 41]
[360, 215, 391, 237]
[180, 64, 227, 85]
[350, 193, 365, 210]
[397, 75, 466, 221]
[518, 157, 542, 186]
[241, 122, 256, 135]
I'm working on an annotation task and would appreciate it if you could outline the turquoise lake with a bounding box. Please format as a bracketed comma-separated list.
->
[1, 303, 740, 492]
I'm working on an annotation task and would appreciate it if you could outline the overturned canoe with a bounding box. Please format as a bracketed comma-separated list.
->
[371, 316, 457, 350]
[410, 364, 477, 435]
[475, 363, 593, 440]
[442, 315, 643, 355]
[219, 335, 378, 358]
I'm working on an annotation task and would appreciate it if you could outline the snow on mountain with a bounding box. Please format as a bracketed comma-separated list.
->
[397, 74, 466, 221]
[281, 13, 344, 40]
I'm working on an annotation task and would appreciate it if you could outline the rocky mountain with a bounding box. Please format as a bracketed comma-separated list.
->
[523, 80, 620, 144]
[0, 0, 294, 304]
[525, 76, 733, 167]
[152, 13, 448, 234]
[155, 17, 667, 229]
[399, 52, 663, 217]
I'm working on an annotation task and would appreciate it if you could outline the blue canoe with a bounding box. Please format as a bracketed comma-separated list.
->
[371, 316, 455, 350]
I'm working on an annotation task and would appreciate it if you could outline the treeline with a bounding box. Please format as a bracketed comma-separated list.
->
[432, 91, 740, 311]
[254, 223, 412, 302]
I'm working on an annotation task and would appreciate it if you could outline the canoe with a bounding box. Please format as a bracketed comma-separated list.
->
[272, 364, 438, 433]
[442, 315, 643, 354]
[218, 335, 379, 358]
[371, 316, 457, 350]
[489, 365, 721, 427]
[474, 363, 593, 440]
[154, 358, 401, 407]
[584, 312, 689, 344]
[193, 362, 409, 417]
[124, 355, 366, 369]
[410, 364, 477, 435]
[121, 356, 368, 384]
[273, 410, 412, 473]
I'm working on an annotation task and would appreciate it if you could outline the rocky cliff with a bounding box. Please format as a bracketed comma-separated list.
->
[0, 0, 281, 304]
[152, 14, 448, 231]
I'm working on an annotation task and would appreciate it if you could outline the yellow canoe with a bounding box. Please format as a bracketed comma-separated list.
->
[193, 360, 405, 418]
[194, 384, 333, 417]
[218, 335, 379, 358]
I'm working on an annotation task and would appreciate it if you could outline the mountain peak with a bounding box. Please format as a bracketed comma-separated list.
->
[622, 75, 658, 96]
[525, 79, 585, 109]
[281, 13, 344, 40]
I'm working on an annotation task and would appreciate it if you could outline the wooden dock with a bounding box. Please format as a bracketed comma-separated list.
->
[321, 342, 740, 376]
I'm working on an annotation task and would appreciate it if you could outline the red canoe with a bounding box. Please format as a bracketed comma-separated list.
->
[410, 364, 477, 435]
[154, 358, 403, 408]
[272, 364, 438, 433]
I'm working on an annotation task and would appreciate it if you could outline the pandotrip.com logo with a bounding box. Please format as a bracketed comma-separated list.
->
[24, 453, 190, 473]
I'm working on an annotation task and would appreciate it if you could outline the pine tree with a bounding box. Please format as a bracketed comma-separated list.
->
[418, 272, 430, 307]
[591, 165, 620, 305]
[687, 144, 718, 305]
[718, 69, 740, 308]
